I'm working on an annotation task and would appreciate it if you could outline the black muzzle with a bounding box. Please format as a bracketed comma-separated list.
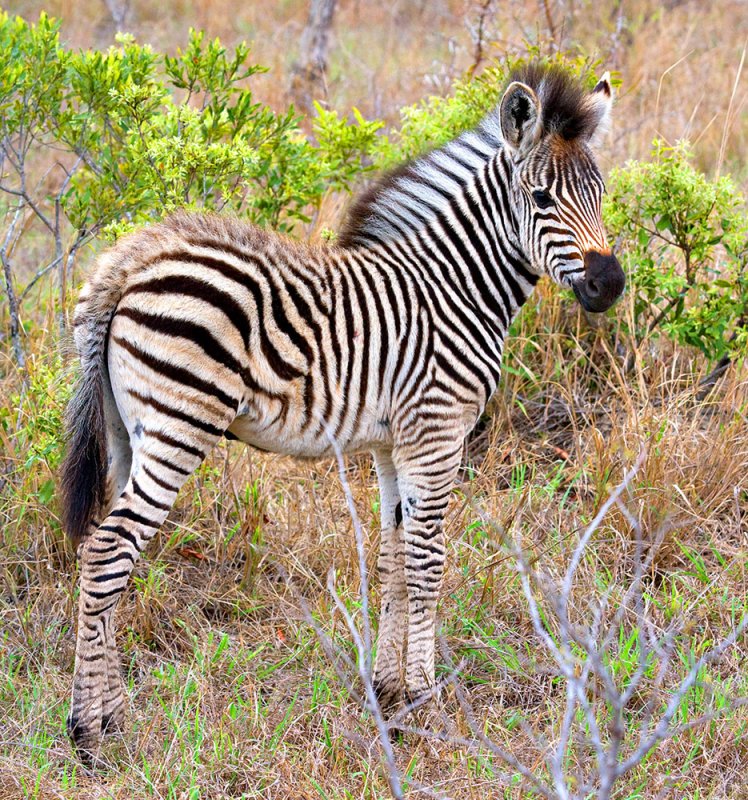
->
[572, 250, 626, 312]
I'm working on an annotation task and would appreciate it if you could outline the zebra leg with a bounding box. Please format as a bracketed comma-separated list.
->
[100, 384, 132, 736]
[372, 449, 407, 706]
[395, 444, 462, 703]
[68, 438, 214, 760]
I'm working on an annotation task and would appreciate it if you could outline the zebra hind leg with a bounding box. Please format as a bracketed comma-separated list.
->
[68, 430, 219, 761]
[66, 383, 133, 747]
[99, 384, 132, 737]
[372, 450, 408, 706]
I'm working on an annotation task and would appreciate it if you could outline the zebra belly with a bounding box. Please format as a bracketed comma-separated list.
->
[226, 402, 393, 459]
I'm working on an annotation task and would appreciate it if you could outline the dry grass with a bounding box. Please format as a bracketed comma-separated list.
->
[2, 286, 747, 798]
[2, 1, 748, 798]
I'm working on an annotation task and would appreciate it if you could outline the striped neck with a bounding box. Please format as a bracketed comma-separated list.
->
[340, 125, 539, 331]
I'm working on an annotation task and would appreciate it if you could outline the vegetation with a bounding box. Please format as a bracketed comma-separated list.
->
[605, 140, 748, 362]
[1, 3, 747, 799]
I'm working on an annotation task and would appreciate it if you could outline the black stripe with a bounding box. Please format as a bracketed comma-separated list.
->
[359, 264, 388, 394]
[131, 477, 171, 512]
[91, 570, 131, 583]
[98, 523, 140, 550]
[458, 139, 491, 161]
[148, 453, 191, 476]
[89, 552, 135, 567]
[109, 507, 160, 528]
[333, 267, 357, 440]
[147, 428, 205, 459]
[124, 274, 251, 349]
[112, 334, 238, 411]
[141, 463, 179, 492]
[126, 389, 224, 437]
[83, 598, 119, 617]
[85, 586, 127, 601]
[348, 267, 371, 437]
[117, 307, 245, 377]
[80, 652, 105, 662]
[264, 269, 314, 365]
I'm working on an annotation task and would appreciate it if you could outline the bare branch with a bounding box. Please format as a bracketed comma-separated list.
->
[0, 200, 27, 369]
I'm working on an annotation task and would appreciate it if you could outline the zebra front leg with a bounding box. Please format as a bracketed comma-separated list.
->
[395, 444, 462, 703]
[68, 449, 200, 760]
[372, 449, 407, 706]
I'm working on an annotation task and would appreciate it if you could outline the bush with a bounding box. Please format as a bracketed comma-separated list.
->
[0, 12, 381, 365]
[604, 140, 748, 362]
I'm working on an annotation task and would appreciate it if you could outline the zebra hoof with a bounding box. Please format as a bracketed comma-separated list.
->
[403, 682, 439, 709]
[372, 676, 402, 710]
[101, 707, 125, 736]
[67, 712, 102, 764]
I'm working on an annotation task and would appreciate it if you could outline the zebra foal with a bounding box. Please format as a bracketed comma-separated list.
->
[61, 64, 625, 759]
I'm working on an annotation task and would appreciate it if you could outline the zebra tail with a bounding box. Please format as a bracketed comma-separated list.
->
[60, 356, 108, 550]
[59, 222, 186, 548]
[60, 245, 129, 550]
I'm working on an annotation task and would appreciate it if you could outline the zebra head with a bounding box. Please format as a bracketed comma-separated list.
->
[498, 66, 625, 312]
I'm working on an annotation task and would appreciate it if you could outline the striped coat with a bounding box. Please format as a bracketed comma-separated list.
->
[61, 64, 625, 759]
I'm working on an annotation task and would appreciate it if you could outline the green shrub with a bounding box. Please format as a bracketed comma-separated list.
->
[0, 15, 381, 237]
[605, 140, 748, 362]
[0, 12, 382, 366]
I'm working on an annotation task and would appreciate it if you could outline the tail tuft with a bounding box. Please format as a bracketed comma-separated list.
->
[60, 365, 108, 550]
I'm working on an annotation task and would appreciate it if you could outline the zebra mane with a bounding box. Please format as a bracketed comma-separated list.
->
[338, 65, 599, 249]
[511, 64, 605, 142]
[337, 123, 501, 249]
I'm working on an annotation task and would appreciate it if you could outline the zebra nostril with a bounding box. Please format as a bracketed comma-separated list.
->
[586, 277, 601, 297]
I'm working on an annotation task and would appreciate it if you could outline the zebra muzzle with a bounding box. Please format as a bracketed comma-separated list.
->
[573, 250, 626, 313]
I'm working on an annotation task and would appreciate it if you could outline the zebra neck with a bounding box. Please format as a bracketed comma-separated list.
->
[459, 148, 539, 329]
[397, 148, 538, 334]
[341, 126, 539, 333]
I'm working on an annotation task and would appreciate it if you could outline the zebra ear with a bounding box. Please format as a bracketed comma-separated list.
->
[585, 71, 614, 148]
[499, 81, 543, 157]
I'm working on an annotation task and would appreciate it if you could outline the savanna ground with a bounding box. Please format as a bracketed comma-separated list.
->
[1, 1, 748, 798]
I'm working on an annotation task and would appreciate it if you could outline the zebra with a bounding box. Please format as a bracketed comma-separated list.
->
[61, 64, 625, 759]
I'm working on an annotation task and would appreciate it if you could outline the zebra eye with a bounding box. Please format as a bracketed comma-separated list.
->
[532, 189, 554, 209]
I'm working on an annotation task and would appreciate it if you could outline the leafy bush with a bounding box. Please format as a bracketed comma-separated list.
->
[0, 12, 381, 365]
[604, 140, 748, 362]
[6, 14, 384, 232]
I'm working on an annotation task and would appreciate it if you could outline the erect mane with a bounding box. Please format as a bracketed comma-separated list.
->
[509, 63, 603, 142]
[338, 65, 600, 249]
[337, 124, 501, 249]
